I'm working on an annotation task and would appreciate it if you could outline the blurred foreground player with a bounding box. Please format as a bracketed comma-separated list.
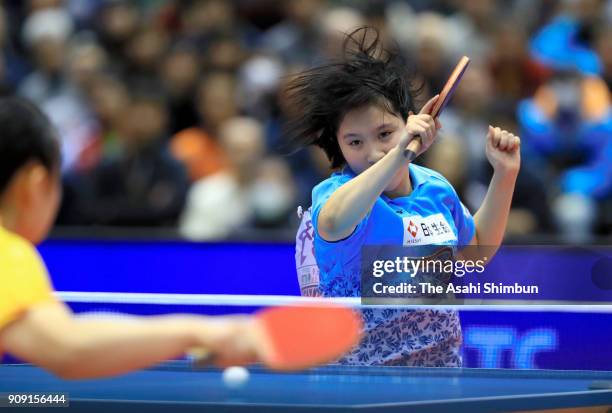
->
[0, 96, 260, 379]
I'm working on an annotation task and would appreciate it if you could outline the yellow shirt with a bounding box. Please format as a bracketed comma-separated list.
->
[0, 226, 56, 333]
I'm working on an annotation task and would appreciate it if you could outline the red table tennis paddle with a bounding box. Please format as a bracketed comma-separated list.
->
[404, 55, 470, 161]
[255, 304, 362, 370]
[191, 304, 363, 371]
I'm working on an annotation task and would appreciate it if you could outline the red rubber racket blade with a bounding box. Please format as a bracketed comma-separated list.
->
[404, 55, 470, 160]
[429, 55, 470, 118]
[255, 305, 363, 371]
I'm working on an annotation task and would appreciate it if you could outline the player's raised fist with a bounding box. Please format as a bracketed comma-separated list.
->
[485, 125, 520, 175]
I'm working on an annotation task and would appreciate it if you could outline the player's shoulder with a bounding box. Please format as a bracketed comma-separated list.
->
[0, 227, 44, 267]
[411, 163, 454, 189]
[312, 169, 353, 200]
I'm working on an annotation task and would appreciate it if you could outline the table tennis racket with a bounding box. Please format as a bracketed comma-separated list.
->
[190, 304, 363, 371]
[404, 55, 471, 161]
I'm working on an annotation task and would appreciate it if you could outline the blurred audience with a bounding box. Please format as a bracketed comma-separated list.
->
[1, 0, 610, 239]
[58, 93, 189, 226]
[176, 116, 295, 240]
[517, 72, 612, 241]
[160, 44, 200, 134]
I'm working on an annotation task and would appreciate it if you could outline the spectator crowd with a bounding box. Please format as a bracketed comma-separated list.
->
[1, 0, 611, 241]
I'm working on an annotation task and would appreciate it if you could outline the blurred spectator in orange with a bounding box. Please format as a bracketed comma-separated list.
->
[178, 116, 295, 239]
[170, 127, 228, 183]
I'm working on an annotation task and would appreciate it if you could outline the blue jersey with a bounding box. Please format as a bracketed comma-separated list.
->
[310, 163, 475, 366]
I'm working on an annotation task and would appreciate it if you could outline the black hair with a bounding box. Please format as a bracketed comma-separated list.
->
[0, 96, 60, 194]
[284, 27, 420, 168]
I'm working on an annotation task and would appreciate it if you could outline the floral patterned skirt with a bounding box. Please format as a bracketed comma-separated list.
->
[337, 308, 462, 367]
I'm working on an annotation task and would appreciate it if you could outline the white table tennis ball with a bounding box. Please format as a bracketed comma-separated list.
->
[222, 366, 249, 388]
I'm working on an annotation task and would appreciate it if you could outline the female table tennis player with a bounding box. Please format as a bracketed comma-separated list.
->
[287, 27, 520, 366]
[0, 98, 258, 378]
[0, 97, 264, 378]
[0, 97, 361, 378]
[0, 96, 360, 377]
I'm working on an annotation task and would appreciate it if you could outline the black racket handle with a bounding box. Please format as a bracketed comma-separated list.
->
[403, 135, 422, 162]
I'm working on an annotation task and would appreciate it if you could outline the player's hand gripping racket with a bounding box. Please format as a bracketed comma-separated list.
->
[404, 56, 470, 161]
[190, 304, 363, 371]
